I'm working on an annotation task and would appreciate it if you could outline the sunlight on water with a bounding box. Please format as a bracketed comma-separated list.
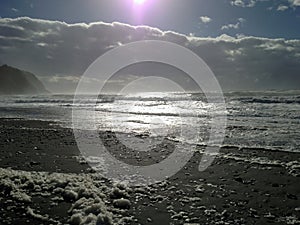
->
[94, 93, 212, 145]
[0, 91, 300, 151]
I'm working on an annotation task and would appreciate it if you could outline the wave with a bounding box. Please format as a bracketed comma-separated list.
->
[235, 96, 300, 104]
[94, 108, 217, 118]
[8, 94, 300, 106]
[14, 99, 74, 104]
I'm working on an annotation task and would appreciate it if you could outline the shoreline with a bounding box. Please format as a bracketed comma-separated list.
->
[0, 118, 299, 224]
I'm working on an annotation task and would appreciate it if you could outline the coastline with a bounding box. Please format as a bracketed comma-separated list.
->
[0, 118, 299, 224]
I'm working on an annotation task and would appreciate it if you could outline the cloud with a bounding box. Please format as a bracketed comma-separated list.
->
[289, 0, 300, 7]
[274, 0, 300, 11]
[47, 75, 80, 83]
[40, 75, 103, 93]
[0, 17, 300, 92]
[230, 0, 256, 7]
[231, 0, 300, 10]
[221, 18, 245, 30]
[277, 5, 289, 11]
[11, 8, 19, 12]
[199, 16, 212, 24]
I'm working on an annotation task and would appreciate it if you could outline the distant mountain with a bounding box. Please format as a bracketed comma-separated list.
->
[0, 65, 49, 95]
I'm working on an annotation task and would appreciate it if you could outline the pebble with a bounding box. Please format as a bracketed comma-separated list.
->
[264, 212, 276, 220]
[234, 177, 243, 183]
[113, 198, 131, 209]
[195, 185, 205, 193]
[204, 209, 217, 216]
[287, 193, 297, 200]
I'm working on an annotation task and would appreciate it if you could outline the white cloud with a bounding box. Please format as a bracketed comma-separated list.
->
[0, 17, 300, 92]
[230, 0, 256, 7]
[273, 0, 300, 11]
[221, 23, 239, 30]
[231, 0, 300, 10]
[48, 75, 80, 83]
[199, 16, 212, 24]
[277, 5, 289, 11]
[289, 0, 300, 6]
[221, 18, 245, 30]
[11, 8, 19, 12]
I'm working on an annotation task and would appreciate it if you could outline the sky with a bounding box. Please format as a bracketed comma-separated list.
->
[0, 0, 299, 92]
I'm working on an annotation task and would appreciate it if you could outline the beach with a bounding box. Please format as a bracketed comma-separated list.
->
[0, 118, 299, 224]
[1, 4, 300, 225]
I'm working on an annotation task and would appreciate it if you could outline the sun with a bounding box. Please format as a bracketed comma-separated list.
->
[133, 0, 147, 5]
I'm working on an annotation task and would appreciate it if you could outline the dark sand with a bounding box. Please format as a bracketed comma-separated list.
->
[0, 118, 299, 224]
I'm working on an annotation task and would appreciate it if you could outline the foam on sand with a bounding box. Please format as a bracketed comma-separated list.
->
[0, 167, 134, 224]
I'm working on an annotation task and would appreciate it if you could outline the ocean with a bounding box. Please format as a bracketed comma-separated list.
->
[0, 91, 299, 152]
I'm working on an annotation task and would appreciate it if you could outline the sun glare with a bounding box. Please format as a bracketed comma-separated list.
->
[133, 0, 146, 5]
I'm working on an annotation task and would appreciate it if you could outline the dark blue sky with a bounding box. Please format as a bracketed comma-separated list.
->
[0, 0, 299, 39]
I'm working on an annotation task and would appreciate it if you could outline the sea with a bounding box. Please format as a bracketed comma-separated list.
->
[0, 91, 299, 152]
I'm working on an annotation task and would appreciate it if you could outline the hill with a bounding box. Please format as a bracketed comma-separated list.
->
[0, 65, 49, 95]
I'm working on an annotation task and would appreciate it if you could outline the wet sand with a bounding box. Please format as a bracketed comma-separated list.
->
[0, 118, 299, 224]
